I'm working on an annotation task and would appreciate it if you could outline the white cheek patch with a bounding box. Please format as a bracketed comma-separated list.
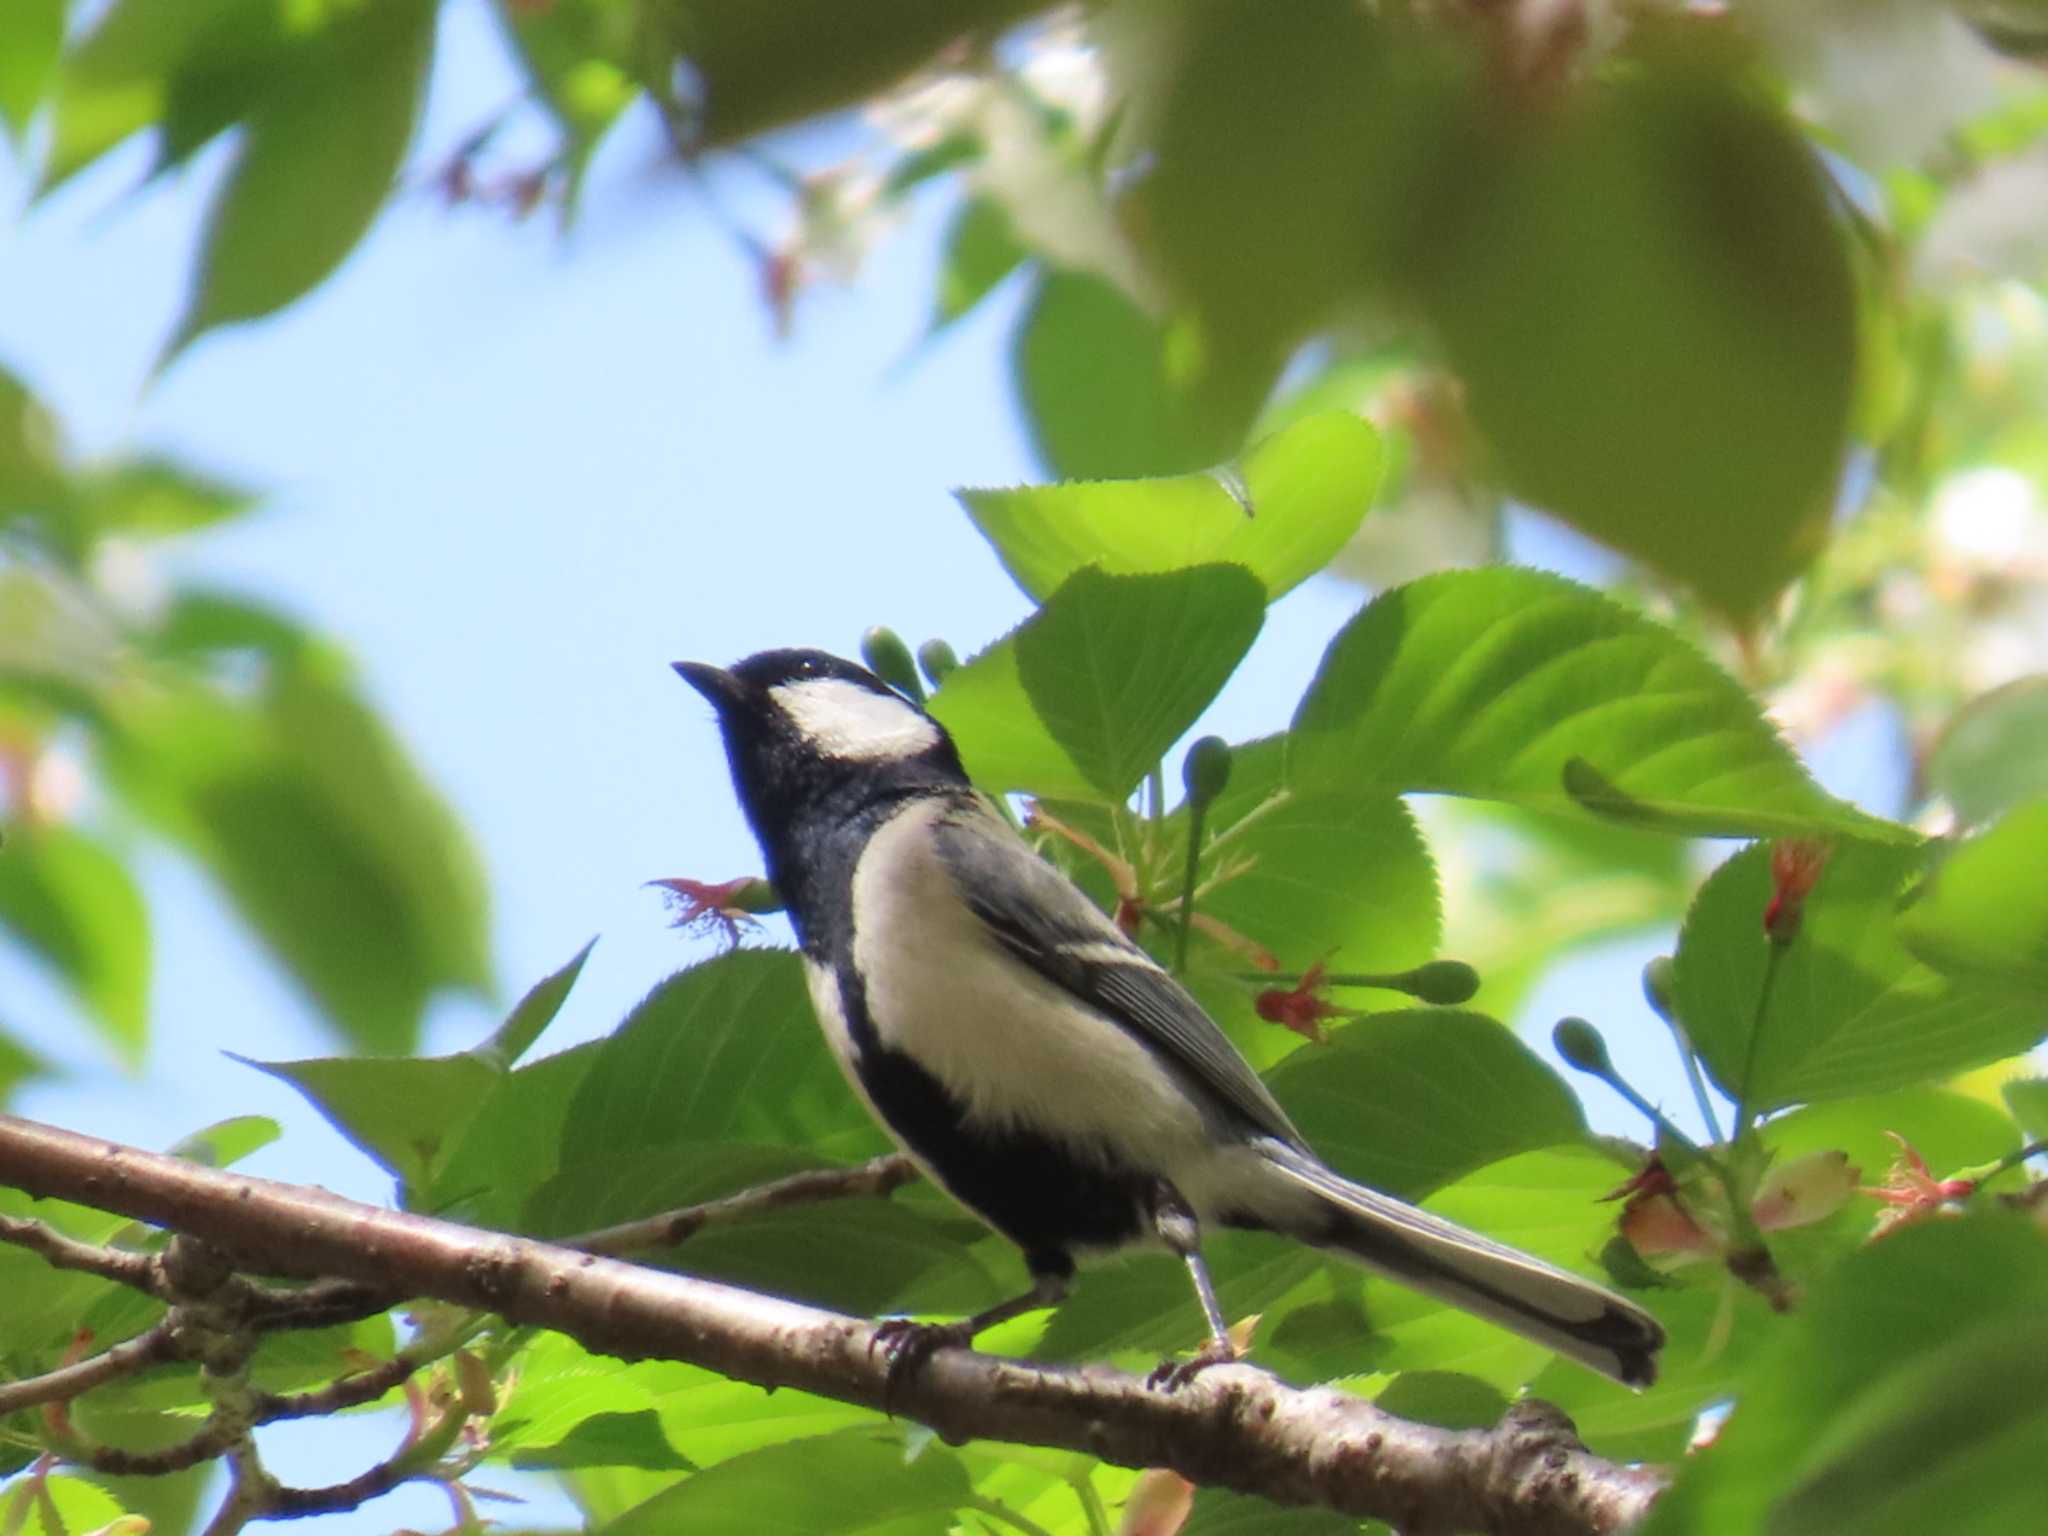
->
[770, 677, 943, 761]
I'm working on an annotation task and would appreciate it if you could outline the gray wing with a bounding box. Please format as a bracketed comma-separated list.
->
[931, 800, 1304, 1148]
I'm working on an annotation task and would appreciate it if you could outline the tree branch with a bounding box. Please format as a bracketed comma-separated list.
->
[0, 1114, 1666, 1534]
[563, 1150, 920, 1256]
[0, 1320, 178, 1416]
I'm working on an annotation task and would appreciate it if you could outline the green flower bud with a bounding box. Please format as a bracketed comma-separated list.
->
[1181, 735, 1233, 810]
[1553, 1016, 1615, 1076]
[917, 638, 959, 689]
[1641, 956, 1679, 1023]
[860, 626, 924, 701]
[1404, 959, 1480, 1006]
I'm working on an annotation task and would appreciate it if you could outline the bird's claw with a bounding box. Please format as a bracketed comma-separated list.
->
[1146, 1338, 1239, 1393]
[870, 1318, 971, 1408]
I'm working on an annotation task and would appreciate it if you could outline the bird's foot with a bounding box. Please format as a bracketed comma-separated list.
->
[870, 1317, 973, 1407]
[1146, 1337, 1239, 1393]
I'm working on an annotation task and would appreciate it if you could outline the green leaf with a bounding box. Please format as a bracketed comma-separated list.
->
[932, 196, 1026, 330]
[0, 0, 62, 138]
[1765, 1088, 2021, 1196]
[0, 824, 150, 1064]
[1926, 677, 2048, 827]
[1645, 1216, 2048, 1536]
[959, 412, 1381, 605]
[165, 0, 434, 357]
[930, 565, 1264, 800]
[603, 1431, 970, 1536]
[493, 0, 638, 189]
[473, 938, 596, 1069]
[1181, 735, 1441, 978]
[1674, 841, 2048, 1113]
[1267, 1011, 1586, 1200]
[509, 1409, 694, 1473]
[165, 1114, 279, 1169]
[1372, 1370, 1509, 1431]
[2005, 1078, 2048, 1141]
[1897, 800, 2048, 992]
[0, 1475, 130, 1536]
[1679, 843, 2048, 1122]
[105, 660, 491, 1054]
[1291, 568, 1906, 841]
[1182, 1489, 1374, 1536]
[74, 457, 254, 541]
[560, 951, 886, 1168]
[235, 1050, 499, 1196]
[1013, 270, 1270, 481]
[428, 1039, 604, 1228]
[39, 0, 272, 192]
[1416, 58, 1855, 617]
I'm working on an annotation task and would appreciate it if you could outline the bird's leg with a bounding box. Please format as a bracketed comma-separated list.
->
[1145, 1182, 1241, 1391]
[870, 1263, 1069, 1404]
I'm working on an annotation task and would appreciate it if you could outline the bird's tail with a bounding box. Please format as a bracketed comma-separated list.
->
[1256, 1142, 1664, 1388]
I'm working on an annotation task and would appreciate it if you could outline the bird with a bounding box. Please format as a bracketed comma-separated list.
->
[674, 647, 1664, 1389]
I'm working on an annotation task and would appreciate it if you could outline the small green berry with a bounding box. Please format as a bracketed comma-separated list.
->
[860, 626, 924, 701]
[1181, 736, 1233, 809]
[917, 638, 959, 689]
[1553, 1016, 1615, 1076]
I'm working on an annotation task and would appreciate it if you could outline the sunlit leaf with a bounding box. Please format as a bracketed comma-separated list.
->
[1293, 568, 1905, 841]
[0, 0, 62, 139]
[931, 565, 1263, 800]
[1673, 841, 2048, 1115]
[959, 412, 1380, 603]
[932, 195, 1026, 331]
[1897, 799, 2048, 992]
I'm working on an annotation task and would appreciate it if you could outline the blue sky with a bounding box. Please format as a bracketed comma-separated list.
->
[0, 4, 1917, 1527]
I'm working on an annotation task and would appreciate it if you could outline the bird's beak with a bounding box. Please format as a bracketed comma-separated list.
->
[672, 660, 745, 713]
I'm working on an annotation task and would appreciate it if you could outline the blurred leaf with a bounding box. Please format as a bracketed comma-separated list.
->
[1645, 1216, 2048, 1536]
[931, 565, 1263, 800]
[0, 0, 62, 138]
[165, 0, 435, 357]
[236, 1050, 499, 1195]
[1293, 568, 1901, 840]
[148, 590, 309, 661]
[1014, 271, 1272, 480]
[1926, 677, 2048, 826]
[165, 1114, 279, 1169]
[649, 0, 1042, 148]
[1897, 800, 2048, 992]
[2005, 1077, 2048, 1140]
[0, 1476, 128, 1536]
[1268, 1011, 1586, 1201]
[603, 1431, 969, 1535]
[105, 660, 491, 1054]
[0, 1030, 42, 1107]
[1181, 735, 1440, 977]
[959, 412, 1381, 604]
[492, 0, 638, 188]
[560, 950, 886, 1167]
[40, 0, 274, 191]
[1673, 841, 2048, 1115]
[1419, 57, 1855, 617]
[75, 458, 254, 541]
[933, 195, 1026, 331]
[509, 1409, 695, 1473]
[0, 367, 66, 514]
[1140, 0, 1381, 351]
[0, 824, 150, 1064]
[1766, 1088, 2020, 1195]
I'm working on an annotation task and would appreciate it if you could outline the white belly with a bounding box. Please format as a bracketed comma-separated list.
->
[842, 802, 1214, 1174]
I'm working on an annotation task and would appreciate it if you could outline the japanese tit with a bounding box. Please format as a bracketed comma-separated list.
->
[676, 648, 1664, 1388]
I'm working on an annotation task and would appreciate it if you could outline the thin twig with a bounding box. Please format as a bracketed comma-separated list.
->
[0, 1319, 178, 1416]
[0, 1214, 161, 1293]
[565, 1152, 920, 1257]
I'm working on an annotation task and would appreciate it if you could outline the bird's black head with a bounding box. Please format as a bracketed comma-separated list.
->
[674, 649, 969, 880]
